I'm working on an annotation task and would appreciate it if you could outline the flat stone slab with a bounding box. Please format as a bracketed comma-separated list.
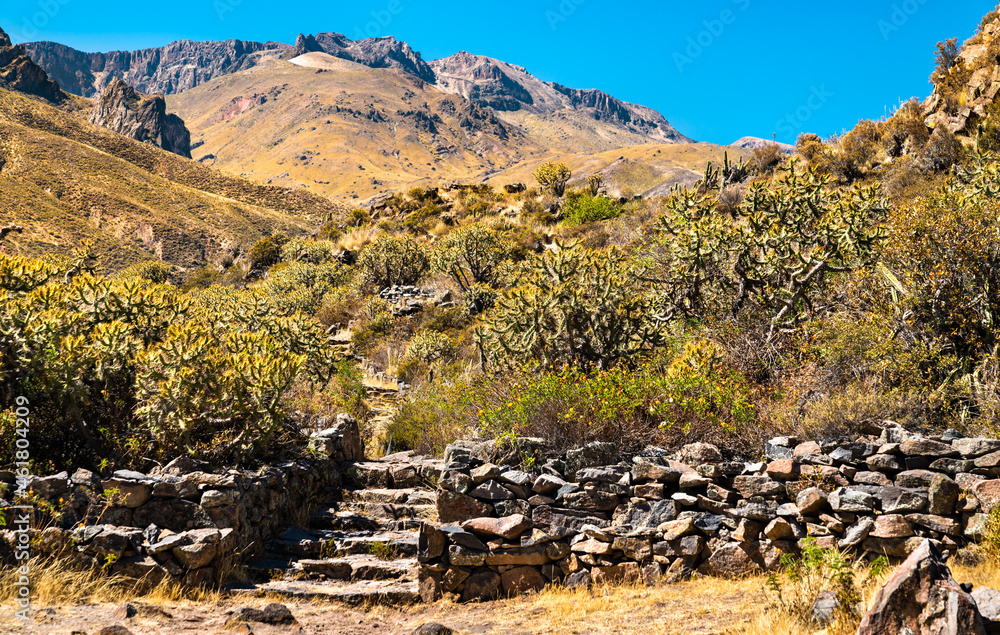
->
[248, 579, 420, 606]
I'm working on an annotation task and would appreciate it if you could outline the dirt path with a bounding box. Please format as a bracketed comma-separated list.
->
[0, 578, 763, 635]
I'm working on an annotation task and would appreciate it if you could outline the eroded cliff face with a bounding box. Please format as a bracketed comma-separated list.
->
[294, 32, 436, 83]
[22, 38, 291, 97]
[89, 77, 192, 158]
[0, 26, 64, 103]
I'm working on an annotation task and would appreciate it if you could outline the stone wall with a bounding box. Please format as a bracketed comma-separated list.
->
[1, 415, 363, 587]
[418, 426, 1000, 602]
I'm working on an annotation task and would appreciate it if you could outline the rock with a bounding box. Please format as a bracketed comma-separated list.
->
[571, 539, 612, 555]
[678, 443, 722, 464]
[795, 488, 828, 515]
[698, 542, 774, 576]
[418, 523, 446, 562]
[564, 442, 619, 474]
[829, 487, 875, 512]
[532, 474, 568, 496]
[485, 544, 550, 566]
[592, 562, 640, 584]
[501, 566, 547, 595]
[564, 569, 591, 589]
[975, 480, 1000, 512]
[436, 490, 493, 523]
[612, 500, 677, 530]
[658, 517, 698, 541]
[101, 479, 152, 509]
[839, 517, 875, 548]
[928, 474, 960, 515]
[764, 518, 803, 541]
[879, 487, 929, 514]
[468, 480, 514, 501]
[447, 545, 485, 567]
[765, 459, 798, 480]
[98, 627, 134, 635]
[954, 438, 1000, 458]
[171, 541, 217, 571]
[230, 603, 297, 625]
[867, 454, 905, 472]
[896, 470, 937, 489]
[562, 490, 619, 512]
[871, 515, 914, 539]
[461, 515, 532, 540]
[461, 569, 502, 601]
[900, 437, 958, 457]
[906, 514, 961, 536]
[631, 459, 681, 484]
[971, 587, 1000, 635]
[576, 465, 631, 485]
[89, 78, 191, 157]
[412, 624, 455, 635]
[732, 475, 783, 498]
[440, 525, 488, 551]
[856, 540, 986, 635]
[812, 590, 840, 626]
[0, 33, 64, 103]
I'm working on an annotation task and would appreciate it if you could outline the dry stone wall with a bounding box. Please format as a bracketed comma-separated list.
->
[0, 415, 363, 587]
[418, 426, 1000, 602]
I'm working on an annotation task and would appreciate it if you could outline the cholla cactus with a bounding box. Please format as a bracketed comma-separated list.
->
[432, 225, 513, 292]
[586, 173, 604, 196]
[532, 162, 572, 197]
[356, 235, 429, 290]
[652, 161, 886, 335]
[480, 241, 664, 370]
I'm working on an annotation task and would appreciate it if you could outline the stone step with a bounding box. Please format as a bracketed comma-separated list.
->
[309, 503, 433, 531]
[335, 531, 419, 557]
[335, 501, 438, 522]
[246, 579, 420, 606]
[292, 555, 417, 582]
[343, 487, 436, 505]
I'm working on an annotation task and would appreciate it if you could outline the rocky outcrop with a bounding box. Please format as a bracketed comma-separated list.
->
[857, 539, 986, 635]
[430, 51, 691, 144]
[294, 33, 435, 83]
[22, 38, 290, 97]
[0, 26, 63, 103]
[89, 78, 192, 158]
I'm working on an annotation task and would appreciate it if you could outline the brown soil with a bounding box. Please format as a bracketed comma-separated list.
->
[0, 577, 762, 635]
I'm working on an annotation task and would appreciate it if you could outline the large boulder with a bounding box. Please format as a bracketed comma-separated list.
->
[88, 77, 191, 157]
[310, 413, 365, 462]
[857, 539, 986, 635]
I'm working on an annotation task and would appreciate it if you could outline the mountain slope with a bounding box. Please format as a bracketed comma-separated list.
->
[24, 32, 692, 154]
[166, 53, 538, 201]
[0, 85, 341, 271]
[430, 51, 692, 151]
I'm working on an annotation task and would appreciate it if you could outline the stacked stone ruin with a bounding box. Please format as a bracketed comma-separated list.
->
[418, 426, 1000, 602]
[9, 419, 1000, 604]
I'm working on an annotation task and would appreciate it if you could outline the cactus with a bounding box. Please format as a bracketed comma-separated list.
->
[532, 162, 572, 196]
[432, 225, 513, 292]
[479, 241, 664, 370]
[652, 161, 887, 334]
[356, 234, 429, 290]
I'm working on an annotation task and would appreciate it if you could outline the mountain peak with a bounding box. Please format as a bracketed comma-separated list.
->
[0, 26, 11, 48]
[90, 76, 192, 157]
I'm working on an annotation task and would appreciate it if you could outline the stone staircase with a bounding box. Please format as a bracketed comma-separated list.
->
[244, 451, 443, 605]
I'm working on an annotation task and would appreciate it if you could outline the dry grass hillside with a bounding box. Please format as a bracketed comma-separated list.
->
[167, 53, 540, 202]
[485, 143, 750, 196]
[166, 54, 732, 203]
[0, 86, 344, 271]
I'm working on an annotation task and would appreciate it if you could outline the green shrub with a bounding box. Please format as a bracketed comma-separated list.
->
[114, 260, 171, 285]
[356, 235, 429, 290]
[563, 193, 621, 225]
[248, 233, 290, 272]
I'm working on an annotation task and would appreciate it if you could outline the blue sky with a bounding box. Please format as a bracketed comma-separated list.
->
[1, 0, 994, 144]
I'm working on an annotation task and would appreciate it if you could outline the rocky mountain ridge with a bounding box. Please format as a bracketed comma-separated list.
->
[22, 31, 691, 146]
[430, 51, 691, 145]
[0, 26, 63, 103]
[89, 77, 192, 158]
